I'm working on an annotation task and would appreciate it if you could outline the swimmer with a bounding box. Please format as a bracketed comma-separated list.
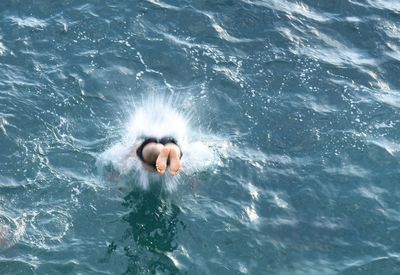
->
[126, 137, 182, 176]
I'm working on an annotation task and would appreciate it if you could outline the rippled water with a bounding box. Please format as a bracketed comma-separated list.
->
[1, 0, 400, 274]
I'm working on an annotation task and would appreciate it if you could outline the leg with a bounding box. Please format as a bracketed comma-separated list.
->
[166, 144, 181, 176]
[156, 146, 170, 175]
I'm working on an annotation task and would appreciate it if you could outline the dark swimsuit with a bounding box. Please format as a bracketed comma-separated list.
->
[136, 137, 183, 168]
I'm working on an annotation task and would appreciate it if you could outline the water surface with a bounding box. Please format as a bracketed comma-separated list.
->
[1, 0, 400, 274]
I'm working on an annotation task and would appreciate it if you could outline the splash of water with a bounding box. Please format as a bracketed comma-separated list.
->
[97, 95, 222, 191]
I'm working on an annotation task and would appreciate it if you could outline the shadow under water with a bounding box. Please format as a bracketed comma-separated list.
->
[121, 188, 184, 274]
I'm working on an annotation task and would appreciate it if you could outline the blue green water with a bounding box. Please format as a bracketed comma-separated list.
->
[1, 0, 400, 274]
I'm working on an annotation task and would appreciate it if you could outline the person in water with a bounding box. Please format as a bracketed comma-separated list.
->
[127, 137, 182, 176]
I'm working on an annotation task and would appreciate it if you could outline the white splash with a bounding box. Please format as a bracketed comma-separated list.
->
[97, 95, 222, 191]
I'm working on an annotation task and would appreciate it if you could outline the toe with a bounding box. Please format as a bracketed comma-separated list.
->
[168, 146, 181, 176]
[156, 147, 170, 175]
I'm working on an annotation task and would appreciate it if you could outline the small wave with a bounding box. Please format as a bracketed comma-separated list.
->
[24, 208, 72, 249]
[8, 16, 48, 29]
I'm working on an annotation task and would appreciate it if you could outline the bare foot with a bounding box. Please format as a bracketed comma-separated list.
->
[156, 146, 170, 175]
[167, 144, 181, 176]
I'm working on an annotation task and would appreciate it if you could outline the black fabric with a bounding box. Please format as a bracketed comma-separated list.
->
[136, 137, 182, 168]
[136, 137, 158, 162]
[159, 137, 178, 145]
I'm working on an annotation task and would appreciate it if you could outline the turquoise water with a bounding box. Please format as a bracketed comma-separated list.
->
[1, 0, 400, 274]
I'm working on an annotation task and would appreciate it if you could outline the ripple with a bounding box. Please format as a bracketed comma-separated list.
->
[25, 209, 72, 248]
